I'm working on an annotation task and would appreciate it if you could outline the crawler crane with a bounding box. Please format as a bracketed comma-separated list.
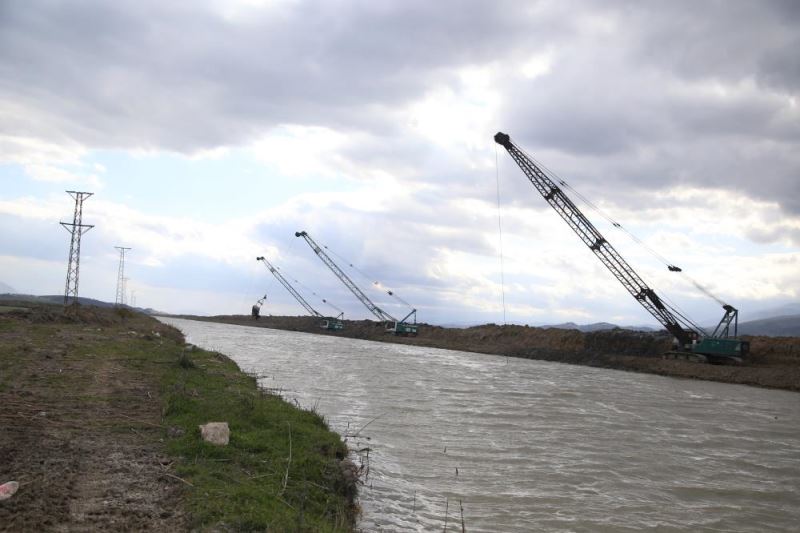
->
[251, 294, 267, 319]
[294, 231, 418, 335]
[494, 132, 748, 363]
[256, 256, 344, 331]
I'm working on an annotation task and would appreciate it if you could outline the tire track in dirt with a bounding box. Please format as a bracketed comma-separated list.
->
[0, 309, 187, 531]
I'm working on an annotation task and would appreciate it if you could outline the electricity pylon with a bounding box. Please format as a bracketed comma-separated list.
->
[61, 191, 94, 305]
[114, 248, 131, 306]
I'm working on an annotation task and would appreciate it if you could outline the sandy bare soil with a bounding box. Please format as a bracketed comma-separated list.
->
[0, 307, 186, 531]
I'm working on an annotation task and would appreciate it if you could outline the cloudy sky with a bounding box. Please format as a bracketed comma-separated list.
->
[1, 0, 798, 327]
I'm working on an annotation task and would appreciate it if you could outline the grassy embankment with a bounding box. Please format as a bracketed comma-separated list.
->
[0, 304, 356, 531]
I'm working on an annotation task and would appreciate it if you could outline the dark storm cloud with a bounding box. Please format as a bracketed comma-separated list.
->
[1, 0, 797, 218]
[499, 0, 800, 215]
[758, 37, 800, 94]
[0, 0, 535, 151]
[614, 0, 799, 97]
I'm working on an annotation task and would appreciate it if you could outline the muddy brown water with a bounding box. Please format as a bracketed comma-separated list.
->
[161, 317, 800, 533]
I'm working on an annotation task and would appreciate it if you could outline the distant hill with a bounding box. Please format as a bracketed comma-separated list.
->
[0, 293, 117, 308]
[0, 293, 161, 315]
[738, 314, 800, 337]
[0, 281, 17, 293]
[541, 316, 800, 337]
[746, 302, 800, 321]
[543, 321, 658, 333]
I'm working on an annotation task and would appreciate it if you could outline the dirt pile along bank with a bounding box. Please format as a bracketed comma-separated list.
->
[183, 314, 800, 392]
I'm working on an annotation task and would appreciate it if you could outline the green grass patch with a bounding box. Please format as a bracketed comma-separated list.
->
[161, 347, 356, 531]
[0, 304, 357, 531]
[0, 305, 29, 314]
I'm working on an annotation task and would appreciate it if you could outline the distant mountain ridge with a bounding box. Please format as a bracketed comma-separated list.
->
[543, 316, 800, 337]
[0, 293, 160, 316]
[0, 281, 17, 293]
[746, 302, 800, 321]
[543, 322, 657, 333]
[0, 293, 117, 308]
[3, 291, 797, 337]
[737, 314, 800, 337]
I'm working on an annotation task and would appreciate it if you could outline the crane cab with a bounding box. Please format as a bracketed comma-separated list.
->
[692, 337, 749, 363]
[386, 322, 418, 336]
[386, 309, 418, 336]
[320, 318, 344, 331]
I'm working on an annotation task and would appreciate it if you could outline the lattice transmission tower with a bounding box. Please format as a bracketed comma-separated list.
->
[61, 191, 94, 305]
[114, 247, 131, 306]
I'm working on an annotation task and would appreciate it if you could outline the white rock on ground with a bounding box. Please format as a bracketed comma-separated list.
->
[0, 481, 19, 501]
[199, 422, 230, 446]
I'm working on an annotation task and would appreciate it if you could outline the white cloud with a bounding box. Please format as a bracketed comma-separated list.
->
[407, 66, 500, 153]
[248, 125, 365, 180]
[25, 164, 103, 189]
[0, 134, 86, 167]
[520, 49, 553, 79]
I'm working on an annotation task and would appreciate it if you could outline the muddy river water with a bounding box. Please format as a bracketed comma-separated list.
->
[160, 318, 800, 532]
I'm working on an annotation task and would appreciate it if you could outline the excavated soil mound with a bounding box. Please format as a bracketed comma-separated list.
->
[184, 314, 800, 392]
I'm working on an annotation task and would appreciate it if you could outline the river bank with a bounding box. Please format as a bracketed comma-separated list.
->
[0, 304, 357, 531]
[163, 315, 800, 532]
[183, 314, 800, 392]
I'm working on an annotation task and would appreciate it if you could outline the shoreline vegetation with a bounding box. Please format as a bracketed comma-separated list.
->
[181, 314, 800, 393]
[0, 303, 358, 531]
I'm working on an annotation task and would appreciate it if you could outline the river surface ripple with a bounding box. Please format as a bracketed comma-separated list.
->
[160, 318, 800, 532]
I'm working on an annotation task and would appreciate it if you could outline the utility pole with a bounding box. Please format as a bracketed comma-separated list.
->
[61, 191, 94, 306]
[114, 247, 131, 306]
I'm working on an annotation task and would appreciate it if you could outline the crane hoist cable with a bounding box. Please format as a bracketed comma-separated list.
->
[297, 230, 418, 335]
[520, 147, 710, 331]
[517, 144, 727, 309]
[286, 271, 345, 317]
[319, 241, 415, 313]
[495, 142, 508, 325]
[496, 132, 748, 361]
[321, 298, 344, 315]
[256, 238, 299, 296]
[322, 244, 374, 283]
[496, 132, 708, 344]
[373, 281, 412, 308]
[256, 256, 322, 318]
[296, 231, 398, 322]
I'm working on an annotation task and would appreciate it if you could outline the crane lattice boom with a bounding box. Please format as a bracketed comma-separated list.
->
[256, 256, 322, 317]
[494, 132, 699, 346]
[295, 231, 397, 322]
